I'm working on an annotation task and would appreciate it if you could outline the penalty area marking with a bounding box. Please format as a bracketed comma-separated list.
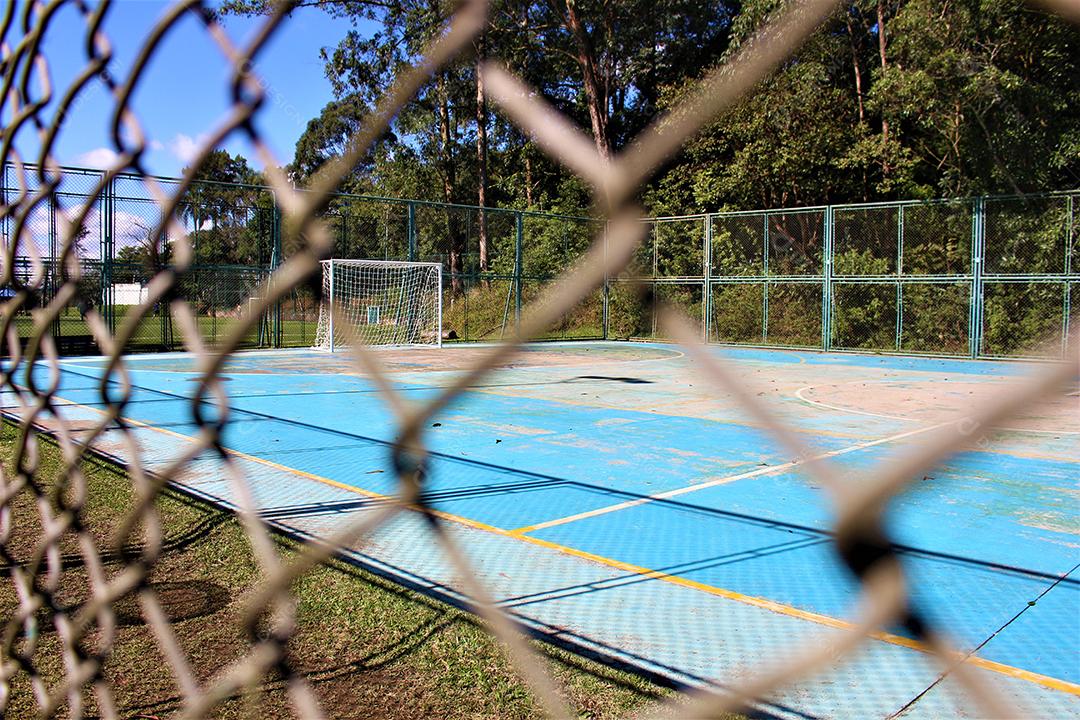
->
[795, 383, 1080, 436]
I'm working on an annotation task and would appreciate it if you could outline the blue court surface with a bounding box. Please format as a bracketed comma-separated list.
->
[4, 342, 1078, 718]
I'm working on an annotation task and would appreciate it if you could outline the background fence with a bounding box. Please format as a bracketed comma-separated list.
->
[622, 195, 1078, 359]
[3, 163, 1075, 359]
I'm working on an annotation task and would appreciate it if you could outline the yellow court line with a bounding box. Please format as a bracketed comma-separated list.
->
[45, 396, 509, 538]
[30, 393, 1080, 697]
[502, 530, 1080, 695]
[513, 418, 956, 534]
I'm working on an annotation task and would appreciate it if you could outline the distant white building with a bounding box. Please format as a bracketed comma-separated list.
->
[112, 283, 149, 305]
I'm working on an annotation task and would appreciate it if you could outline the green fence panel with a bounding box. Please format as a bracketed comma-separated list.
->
[3, 162, 1076, 360]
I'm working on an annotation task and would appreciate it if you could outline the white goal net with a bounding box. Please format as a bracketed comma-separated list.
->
[312, 259, 442, 350]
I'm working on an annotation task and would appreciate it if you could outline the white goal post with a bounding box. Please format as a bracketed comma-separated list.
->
[312, 259, 443, 351]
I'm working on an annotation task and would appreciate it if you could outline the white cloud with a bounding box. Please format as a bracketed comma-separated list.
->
[76, 147, 120, 168]
[167, 133, 209, 164]
[149, 139, 165, 151]
[13, 205, 104, 260]
[10, 203, 188, 262]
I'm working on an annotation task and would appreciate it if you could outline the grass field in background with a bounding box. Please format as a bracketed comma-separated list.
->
[10, 289, 605, 350]
[0, 422, 700, 719]
[11, 308, 297, 349]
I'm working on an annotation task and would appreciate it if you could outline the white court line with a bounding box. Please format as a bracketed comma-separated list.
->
[514, 418, 956, 534]
[55, 347, 325, 363]
[57, 342, 687, 373]
[408, 340, 688, 368]
[795, 384, 1080, 436]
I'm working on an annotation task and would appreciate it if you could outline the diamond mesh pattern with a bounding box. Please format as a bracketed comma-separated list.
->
[1, 1, 1077, 718]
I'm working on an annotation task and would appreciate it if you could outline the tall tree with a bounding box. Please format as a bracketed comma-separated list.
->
[180, 150, 271, 266]
[224, 0, 1080, 225]
[871, 0, 1080, 196]
[291, 94, 387, 190]
[475, 30, 490, 271]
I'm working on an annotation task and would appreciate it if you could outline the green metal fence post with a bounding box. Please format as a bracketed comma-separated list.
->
[602, 218, 610, 340]
[339, 210, 347, 257]
[704, 214, 712, 342]
[969, 197, 986, 358]
[651, 221, 659, 336]
[762, 212, 769, 342]
[896, 204, 904, 351]
[1063, 194, 1073, 356]
[514, 211, 523, 333]
[272, 202, 283, 348]
[0, 165, 6, 258]
[407, 202, 417, 261]
[102, 175, 114, 333]
[161, 215, 170, 348]
[822, 206, 832, 350]
[48, 192, 60, 340]
[211, 269, 218, 346]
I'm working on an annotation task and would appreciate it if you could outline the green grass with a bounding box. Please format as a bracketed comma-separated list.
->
[11, 307, 316, 349]
[12, 290, 606, 352]
[0, 422, 696, 719]
[442, 281, 605, 342]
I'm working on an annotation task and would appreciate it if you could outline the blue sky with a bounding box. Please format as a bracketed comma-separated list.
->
[18, 0, 363, 177]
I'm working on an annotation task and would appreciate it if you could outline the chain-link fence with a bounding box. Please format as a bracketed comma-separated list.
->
[5, 160, 1074, 359]
[3, 164, 608, 349]
[2, 0, 1079, 718]
[698, 196, 1075, 358]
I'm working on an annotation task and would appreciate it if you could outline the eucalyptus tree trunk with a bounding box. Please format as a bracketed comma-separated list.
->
[475, 32, 489, 274]
[877, 0, 891, 176]
[561, 0, 612, 161]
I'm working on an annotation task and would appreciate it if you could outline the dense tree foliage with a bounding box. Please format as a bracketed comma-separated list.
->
[180, 150, 275, 267]
[221, 0, 1078, 219]
[649, 0, 1080, 214]
[212, 0, 1078, 352]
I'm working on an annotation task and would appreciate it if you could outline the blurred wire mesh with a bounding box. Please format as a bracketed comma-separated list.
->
[1, 0, 1077, 718]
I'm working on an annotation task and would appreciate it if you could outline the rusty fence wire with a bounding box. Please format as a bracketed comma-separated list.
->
[1, 0, 1078, 718]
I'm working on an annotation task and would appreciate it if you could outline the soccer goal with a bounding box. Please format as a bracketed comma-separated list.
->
[312, 259, 442, 351]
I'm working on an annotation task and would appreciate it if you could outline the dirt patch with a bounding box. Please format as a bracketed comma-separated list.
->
[800, 378, 1080, 433]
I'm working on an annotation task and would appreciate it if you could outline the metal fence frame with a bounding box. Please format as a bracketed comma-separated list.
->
[615, 192, 1077, 360]
[3, 163, 1075, 359]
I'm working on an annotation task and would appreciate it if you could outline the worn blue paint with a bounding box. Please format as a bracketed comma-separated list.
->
[977, 576, 1079, 683]
[711, 344, 1039, 376]
[5, 342, 1078, 717]
[531, 497, 1075, 680]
